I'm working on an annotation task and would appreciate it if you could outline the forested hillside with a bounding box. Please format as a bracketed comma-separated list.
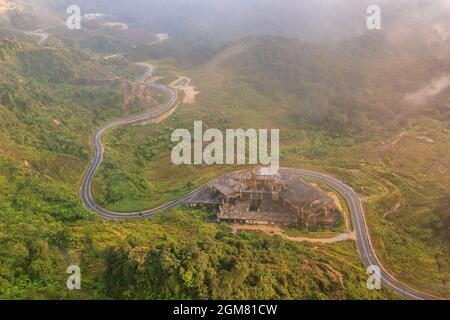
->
[196, 35, 449, 135]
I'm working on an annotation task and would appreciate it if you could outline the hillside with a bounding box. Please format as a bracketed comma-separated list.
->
[0, 0, 448, 301]
[0, 0, 62, 30]
[94, 33, 449, 297]
[192, 36, 449, 296]
[189, 35, 449, 296]
[49, 0, 449, 69]
[0, 37, 401, 299]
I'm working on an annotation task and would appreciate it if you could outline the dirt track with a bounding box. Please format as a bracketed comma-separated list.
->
[230, 224, 356, 244]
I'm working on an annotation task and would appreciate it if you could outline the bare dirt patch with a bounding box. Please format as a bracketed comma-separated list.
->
[170, 76, 199, 104]
[155, 33, 169, 43]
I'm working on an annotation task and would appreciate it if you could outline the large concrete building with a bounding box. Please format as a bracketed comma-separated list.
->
[188, 168, 342, 229]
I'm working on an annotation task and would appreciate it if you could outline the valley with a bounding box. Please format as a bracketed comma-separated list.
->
[0, 34, 397, 301]
[0, 0, 448, 301]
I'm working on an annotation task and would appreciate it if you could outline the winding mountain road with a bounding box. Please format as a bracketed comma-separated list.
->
[80, 64, 440, 300]
[24, 29, 49, 46]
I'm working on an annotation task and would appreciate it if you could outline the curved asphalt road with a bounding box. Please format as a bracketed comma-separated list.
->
[80, 64, 439, 300]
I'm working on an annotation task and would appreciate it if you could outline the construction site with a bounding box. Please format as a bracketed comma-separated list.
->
[187, 168, 343, 230]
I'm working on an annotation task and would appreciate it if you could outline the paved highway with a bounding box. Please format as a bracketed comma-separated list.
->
[24, 30, 49, 46]
[80, 64, 440, 300]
